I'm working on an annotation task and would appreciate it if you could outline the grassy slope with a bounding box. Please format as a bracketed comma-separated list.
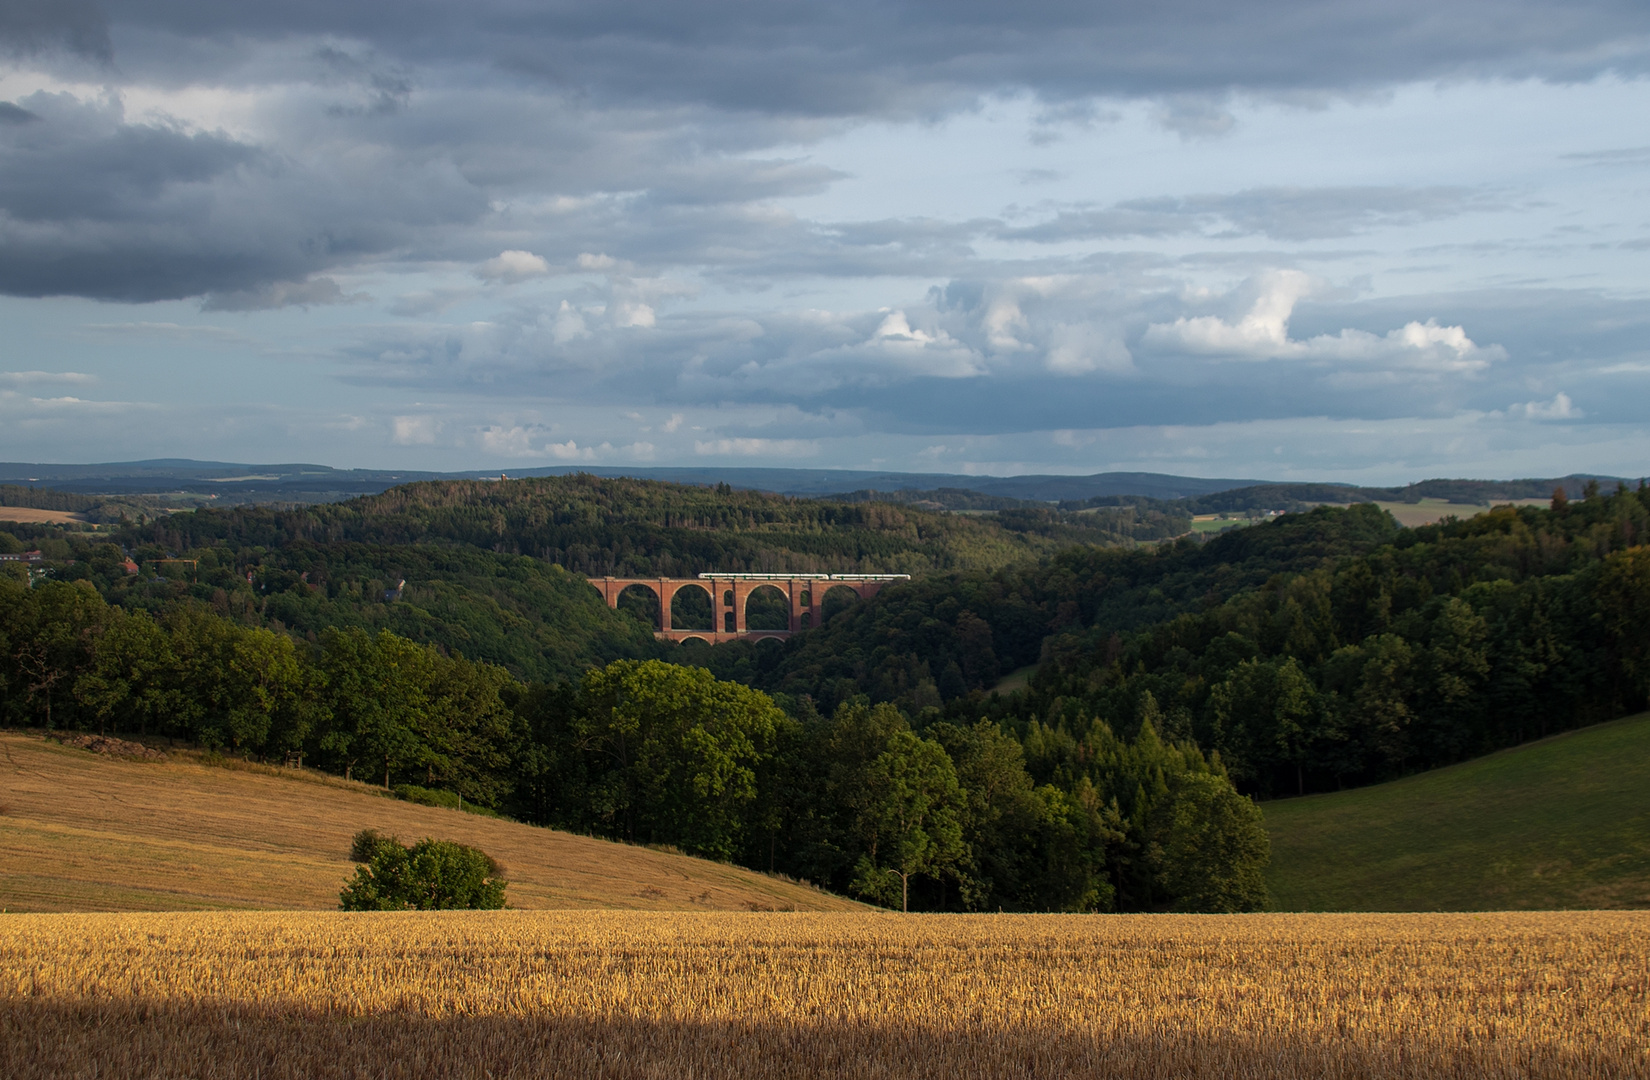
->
[0, 734, 863, 913]
[1264, 712, 1650, 911]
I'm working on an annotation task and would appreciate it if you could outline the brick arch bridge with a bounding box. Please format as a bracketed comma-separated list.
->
[591, 573, 910, 643]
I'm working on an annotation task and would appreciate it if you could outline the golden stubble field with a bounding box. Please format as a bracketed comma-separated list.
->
[3, 910, 1646, 1079]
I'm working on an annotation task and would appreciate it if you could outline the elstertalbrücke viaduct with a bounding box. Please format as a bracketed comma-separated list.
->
[590, 573, 909, 643]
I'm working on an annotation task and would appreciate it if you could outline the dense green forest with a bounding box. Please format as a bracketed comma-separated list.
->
[0, 473, 1185, 680]
[695, 484, 1650, 799]
[0, 576, 1266, 913]
[0, 528, 659, 683]
[114, 474, 1176, 578]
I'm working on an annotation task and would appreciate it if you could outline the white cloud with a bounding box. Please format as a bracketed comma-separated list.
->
[552, 300, 590, 343]
[1511, 391, 1583, 420]
[479, 423, 611, 459]
[392, 415, 442, 445]
[1044, 323, 1134, 375]
[1149, 270, 1314, 355]
[547, 439, 598, 460]
[1143, 271, 1504, 374]
[874, 310, 924, 340]
[475, 250, 552, 282]
[953, 275, 1143, 375]
[852, 309, 983, 378]
[662, 412, 685, 433]
[982, 293, 1032, 352]
[610, 298, 657, 329]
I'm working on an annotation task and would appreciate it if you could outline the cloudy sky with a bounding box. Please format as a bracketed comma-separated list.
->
[2, 0, 1649, 481]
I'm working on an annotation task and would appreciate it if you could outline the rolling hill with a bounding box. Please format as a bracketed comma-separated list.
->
[1263, 712, 1650, 911]
[0, 733, 863, 913]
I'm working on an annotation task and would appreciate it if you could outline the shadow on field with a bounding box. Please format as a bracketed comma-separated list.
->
[1, 1002, 1632, 1080]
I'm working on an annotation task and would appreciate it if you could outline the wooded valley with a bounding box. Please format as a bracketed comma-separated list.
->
[3, 474, 1646, 912]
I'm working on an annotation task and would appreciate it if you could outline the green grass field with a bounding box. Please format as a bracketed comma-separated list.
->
[1263, 712, 1650, 911]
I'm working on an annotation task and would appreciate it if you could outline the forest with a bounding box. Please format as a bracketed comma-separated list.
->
[0, 576, 1265, 913]
[698, 483, 1650, 798]
[3, 474, 1647, 911]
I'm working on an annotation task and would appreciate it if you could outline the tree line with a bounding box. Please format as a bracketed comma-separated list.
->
[0, 576, 1266, 913]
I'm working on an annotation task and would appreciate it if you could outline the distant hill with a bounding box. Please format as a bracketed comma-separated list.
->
[0, 460, 1266, 503]
[1263, 713, 1650, 911]
[2, 458, 1637, 509]
[0, 732, 863, 913]
[121, 473, 1182, 581]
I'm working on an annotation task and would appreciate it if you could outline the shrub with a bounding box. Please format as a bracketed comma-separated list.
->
[339, 836, 507, 911]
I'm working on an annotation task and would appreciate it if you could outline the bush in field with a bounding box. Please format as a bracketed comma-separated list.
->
[340, 833, 506, 910]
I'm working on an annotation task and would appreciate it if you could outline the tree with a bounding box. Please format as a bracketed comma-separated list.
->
[1327, 633, 1417, 776]
[74, 606, 173, 736]
[1155, 772, 1270, 913]
[575, 659, 783, 859]
[317, 628, 432, 786]
[414, 652, 518, 807]
[1208, 657, 1319, 796]
[219, 628, 312, 755]
[0, 579, 107, 729]
[1599, 548, 1650, 709]
[850, 729, 968, 911]
[339, 835, 506, 910]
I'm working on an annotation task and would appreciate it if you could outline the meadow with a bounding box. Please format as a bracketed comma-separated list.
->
[2, 910, 1645, 1079]
[1264, 712, 1650, 911]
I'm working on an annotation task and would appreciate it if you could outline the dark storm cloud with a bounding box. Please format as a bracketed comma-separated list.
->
[0, 0, 1638, 307]
[90, 0, 1650, 112]
[0, 92, 488, 301]
[0, 0, 111, 61]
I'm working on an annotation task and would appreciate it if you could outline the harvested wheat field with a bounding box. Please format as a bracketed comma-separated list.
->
[0, 733, 859, 913]
[2, 911, 1646, 1079]
[0, 507, 90, 525]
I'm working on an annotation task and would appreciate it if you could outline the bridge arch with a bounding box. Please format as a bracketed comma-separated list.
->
[820, 583, 861, 626]
[743, 583, 790, 632]
[614, 582, 660, 627]
[669, 582, 714, 631]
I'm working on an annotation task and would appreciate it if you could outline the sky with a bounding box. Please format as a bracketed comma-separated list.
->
[2, 1, 1649, 483]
